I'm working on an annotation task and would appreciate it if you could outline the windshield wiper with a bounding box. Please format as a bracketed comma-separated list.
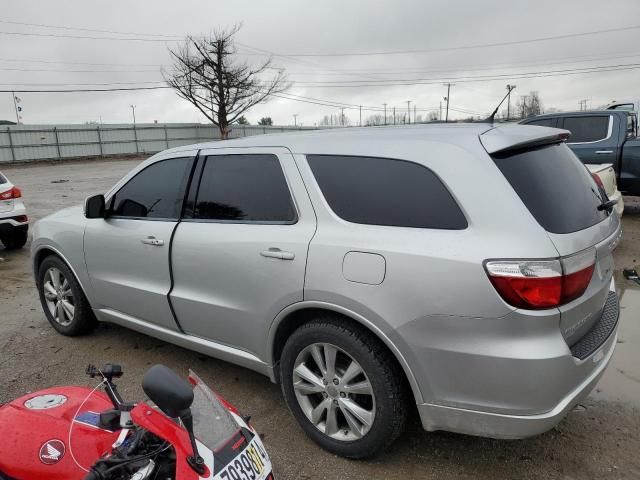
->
[597, 198, 618, 213]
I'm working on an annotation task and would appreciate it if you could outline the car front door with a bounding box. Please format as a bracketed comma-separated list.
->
[169, 147, 316, 359]
[84, 153, 196, 331]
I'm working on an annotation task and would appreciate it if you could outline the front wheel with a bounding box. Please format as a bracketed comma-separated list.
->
[280, 318, 408, 458]
[37, 255, 97, 336]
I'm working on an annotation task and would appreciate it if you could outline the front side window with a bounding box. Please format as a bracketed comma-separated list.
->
[307, 155, 467, 229]
[110, 157, 193, 219]
[194, 154, 296, 223]
[563, 116, 610, 143]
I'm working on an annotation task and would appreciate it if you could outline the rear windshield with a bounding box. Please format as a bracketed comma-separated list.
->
[492, 143, 608, 234]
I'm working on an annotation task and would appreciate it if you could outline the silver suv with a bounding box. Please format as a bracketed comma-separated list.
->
[31, 124, 621, 458]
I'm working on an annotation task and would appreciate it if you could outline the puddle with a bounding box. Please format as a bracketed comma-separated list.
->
[589, 270, 640, 407]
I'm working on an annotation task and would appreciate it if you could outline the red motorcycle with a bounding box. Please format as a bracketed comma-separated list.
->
[0, 363, 274, 480]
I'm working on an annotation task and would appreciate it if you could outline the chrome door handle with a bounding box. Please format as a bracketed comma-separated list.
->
[141, 236, 164, 246]
[595, 150, 613, 154]
[260, 248, 295, 260]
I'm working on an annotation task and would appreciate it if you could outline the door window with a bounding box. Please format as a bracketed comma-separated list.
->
[194, 154, 296, 223]
[562, 116, 610, 143]
[110, 157, 193, 220]
[525, 118, 555, 127]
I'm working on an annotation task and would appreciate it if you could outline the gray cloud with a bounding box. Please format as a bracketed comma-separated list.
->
[1, 0, 639, 126]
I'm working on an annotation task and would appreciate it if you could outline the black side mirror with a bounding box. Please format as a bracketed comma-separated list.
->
[142, 364, 194, 418]
[84, 194, 105, 219]
[142, 365, 205, 474]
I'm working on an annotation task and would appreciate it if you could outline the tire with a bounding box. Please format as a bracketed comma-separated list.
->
[0, 228, 27, 249]
[37, 255, 97, 336]
[280, 317, 408, 458]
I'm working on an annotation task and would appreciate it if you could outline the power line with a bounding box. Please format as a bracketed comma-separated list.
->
[239, 24, 640, 57]
[0, 67, 160, 73]
[0, 20, 184, 39]
[0, 57, 163, 67]
[0, 30, 180, 42]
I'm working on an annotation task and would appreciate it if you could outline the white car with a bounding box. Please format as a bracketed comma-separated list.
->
[587, 164, 624, 217]
[0, 171, 28, 249]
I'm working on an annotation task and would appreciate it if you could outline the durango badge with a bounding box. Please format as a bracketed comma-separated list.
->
[39, 439, 65, 465]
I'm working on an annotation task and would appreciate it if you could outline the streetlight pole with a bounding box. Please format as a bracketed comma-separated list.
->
[383, 103, 387, 125]
[506, 84, 516, 120]
[406, 100, 411, 124]
[130, 104, 136, 125]
[293, 113, 298, 127]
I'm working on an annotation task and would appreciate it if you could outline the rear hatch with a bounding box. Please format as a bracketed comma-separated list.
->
[483, 134, 620, 350]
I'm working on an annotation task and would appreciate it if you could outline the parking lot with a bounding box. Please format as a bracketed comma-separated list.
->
[1, 157, 640, 479]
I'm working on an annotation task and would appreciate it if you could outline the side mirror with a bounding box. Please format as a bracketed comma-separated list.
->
[84, 194, 106, 219]
[142, 364, 194, 418]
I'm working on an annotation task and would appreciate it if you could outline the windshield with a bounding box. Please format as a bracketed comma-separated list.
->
[189, 371, 241, 452]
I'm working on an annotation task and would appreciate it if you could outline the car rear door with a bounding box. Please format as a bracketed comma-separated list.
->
[169, 147, 316, 359]
[84, 153, 196, 331]
[561, 114, 620, 167]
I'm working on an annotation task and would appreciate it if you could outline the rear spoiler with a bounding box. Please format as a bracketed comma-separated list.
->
[480, 125, 571, 155]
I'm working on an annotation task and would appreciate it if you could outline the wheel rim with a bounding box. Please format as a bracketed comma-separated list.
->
[43, 267, 75, 327]
[292, 343, 376, 441]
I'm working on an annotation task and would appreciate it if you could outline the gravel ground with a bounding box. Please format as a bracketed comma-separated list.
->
[1, 158, 640, 479]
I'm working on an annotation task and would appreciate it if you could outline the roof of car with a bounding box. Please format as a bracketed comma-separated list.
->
[524, 110, 627, 119]
[155, 122, 567, 157]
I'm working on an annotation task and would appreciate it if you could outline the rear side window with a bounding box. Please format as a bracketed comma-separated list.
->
[194, 154, 296, 222]
[111, 157, 193, 220]
[492, 144, 607, 234]
[307, 155, 467, 229]
[563, 116, 610, 143]
[0, 173, 6, 184]
[525, 118, 555, 127]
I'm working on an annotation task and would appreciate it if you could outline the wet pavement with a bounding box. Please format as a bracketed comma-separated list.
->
[1, 158, 640, 479]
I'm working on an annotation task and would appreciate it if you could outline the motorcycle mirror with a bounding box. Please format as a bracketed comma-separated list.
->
[142, 364, 194, 418]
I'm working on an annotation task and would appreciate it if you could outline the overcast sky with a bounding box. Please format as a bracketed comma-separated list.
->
[1, 0, 639, 126]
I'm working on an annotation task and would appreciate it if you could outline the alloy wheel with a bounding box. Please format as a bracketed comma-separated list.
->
[292, 343, 376, 441]
[43, 267, 75, 327]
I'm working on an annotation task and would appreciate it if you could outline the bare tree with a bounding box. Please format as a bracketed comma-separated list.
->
[516, 91, 544, 118]
[164, 25, 288, 139]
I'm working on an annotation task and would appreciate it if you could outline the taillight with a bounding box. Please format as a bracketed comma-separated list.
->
[591, 172, 604, 190]
[485, 248, 596, 310]
[0, 186, 21, 200]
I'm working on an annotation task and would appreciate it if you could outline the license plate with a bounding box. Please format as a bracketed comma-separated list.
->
[218, 438, 271, 480]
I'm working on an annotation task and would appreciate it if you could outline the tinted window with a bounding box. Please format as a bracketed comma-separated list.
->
[493, 144, 607, 234]
[0, 173, 6, 184]
[194, 154, 296, 222]
[563, 116, 609, 143]
[525, 118, 555, 127]
[111, 157, 193, 219]
[307, 155, 467, 229]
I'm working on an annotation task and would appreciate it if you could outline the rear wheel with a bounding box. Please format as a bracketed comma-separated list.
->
[0, 228, 27, 249]
[280, 317, 408, 458]
[37, 255, 97, 336]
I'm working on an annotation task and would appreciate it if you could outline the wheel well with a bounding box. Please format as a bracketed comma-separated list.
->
[271, 308, 415, 400]
[33, 248, 59, 277]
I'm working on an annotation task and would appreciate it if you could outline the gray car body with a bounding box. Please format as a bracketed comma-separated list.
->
[31, 123, 620, 439]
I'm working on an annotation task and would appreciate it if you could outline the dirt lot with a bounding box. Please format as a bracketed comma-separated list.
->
[1, 158, 640, 479]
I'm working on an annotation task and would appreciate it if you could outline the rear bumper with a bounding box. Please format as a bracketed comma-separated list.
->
[608, 190, 624, 217]
[413, 285, 619, 439]
[0, 217, 28, 235]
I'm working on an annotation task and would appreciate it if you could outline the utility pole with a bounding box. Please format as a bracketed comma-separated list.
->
[439, 101, 442, 121]
[579, 99, 589, 111]
[130, 104, 136, 125]
[383, 103, 387, 125]
[293, 113, 298, 127]
[340, 107, 345, 126]
[506, 84, 516, 120]
[443, 83, 455, 122]
[414, 104, 417, 123]
[406, 100, 411, 124]
[359, 105, 362, 127]
[393, 106, 396, 125]
[520, 95, 530, 119]
[11, 92, 20, 124]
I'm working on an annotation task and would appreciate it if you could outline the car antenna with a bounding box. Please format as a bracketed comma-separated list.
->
[483, 85, 516, 124]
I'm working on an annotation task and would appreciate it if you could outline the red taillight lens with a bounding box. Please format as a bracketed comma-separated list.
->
[0, 186, 21, 200]
[486, 248, 596, 310]
[591, 172, 604, 189]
